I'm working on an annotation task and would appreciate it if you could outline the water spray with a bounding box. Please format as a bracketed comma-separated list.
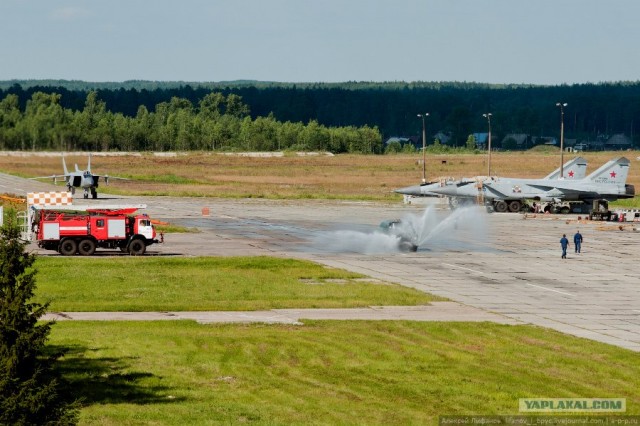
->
[311, 205, 489, 254]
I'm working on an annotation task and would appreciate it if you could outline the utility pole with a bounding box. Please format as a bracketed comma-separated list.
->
[556, 103, 567, 178]
[483, 113, 492, 176]
[417, 113, 429, 183]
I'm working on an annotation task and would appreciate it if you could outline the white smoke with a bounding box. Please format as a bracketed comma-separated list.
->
[311, 205, 489, 254]
[312, 230, 405, 254]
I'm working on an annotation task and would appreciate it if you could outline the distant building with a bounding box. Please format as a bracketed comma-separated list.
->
[589, 140, 606, 151]
[502, 133, 529, 149]
[532, 136, 557, 146]
[473, 132, 489, 149]
[605, 133, 633, 150]
[573, 142, 589, 152]
[433, 131, 452, 145]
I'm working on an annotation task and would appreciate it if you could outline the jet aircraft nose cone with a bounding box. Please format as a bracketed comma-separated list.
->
[394, 185, 423, 196]
[429, 185, 460, 196]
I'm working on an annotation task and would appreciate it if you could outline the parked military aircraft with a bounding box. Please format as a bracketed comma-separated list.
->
[430, 157, 633, 213]
[395, 176, 477, 198]
[31, 154, 127, 199]
[438, 156, 589, 211]
[395, 156, 588, 201]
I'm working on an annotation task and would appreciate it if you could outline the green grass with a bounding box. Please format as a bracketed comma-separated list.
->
[610, 198, 640, 209]
[134, 173, 201, 184]
[105, 186, 401, 201]
[34, 256, 439, 311]
[50, 321, 640, 425]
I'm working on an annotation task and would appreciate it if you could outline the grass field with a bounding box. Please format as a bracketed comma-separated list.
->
[2, 150, 639, 204]
[34, 256, 640, 424]
[51, 321, 640, 425]
[34, 256, 439, 311]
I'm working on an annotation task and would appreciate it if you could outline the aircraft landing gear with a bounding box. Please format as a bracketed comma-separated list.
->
[508, 200, 522, 213]
[493, 200, 508, 213]
[91, 188, 98, 199]
[83, 189, 89, 199]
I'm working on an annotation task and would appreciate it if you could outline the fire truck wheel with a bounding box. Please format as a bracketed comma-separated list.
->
[129, 239, 146, 256]
[59, 239, 77, 256]
[78, 239, 96, 256]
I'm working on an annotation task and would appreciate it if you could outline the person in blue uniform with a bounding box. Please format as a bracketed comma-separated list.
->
[573, 230, 583, 253]
[560, 234, 569, 259]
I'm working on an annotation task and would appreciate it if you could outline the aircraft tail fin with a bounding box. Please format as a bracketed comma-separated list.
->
[87, 153, 91, 171]
[585, 157, 630, 186]
[62, 156, 69, 175]
[544, 157, 587, 180]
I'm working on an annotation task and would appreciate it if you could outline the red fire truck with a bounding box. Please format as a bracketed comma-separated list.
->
[31, 205, 162, 255]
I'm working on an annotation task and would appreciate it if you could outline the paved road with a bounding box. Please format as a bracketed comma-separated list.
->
[43, 302, 519, 325]
[4, 172, 639, 351]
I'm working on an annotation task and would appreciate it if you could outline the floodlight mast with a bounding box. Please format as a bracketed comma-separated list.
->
[556, 103, 568, 178]
[483, 113, 492, 176]
[417, 113, 429, 183]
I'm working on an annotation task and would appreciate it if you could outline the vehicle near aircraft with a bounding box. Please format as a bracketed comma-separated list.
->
[430, 157, 634, 213]
[31, 154, 127, 199]
[379, 219, 419, 252]
[395, 156, 588, 210]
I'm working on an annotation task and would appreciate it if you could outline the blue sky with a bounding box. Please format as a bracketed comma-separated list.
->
[1, 0, 639, 84]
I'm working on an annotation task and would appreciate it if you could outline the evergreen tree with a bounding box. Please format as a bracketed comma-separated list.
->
[0, 212, 77, 425]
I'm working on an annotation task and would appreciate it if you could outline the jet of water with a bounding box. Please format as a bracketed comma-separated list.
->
[311, 205, 488, 254]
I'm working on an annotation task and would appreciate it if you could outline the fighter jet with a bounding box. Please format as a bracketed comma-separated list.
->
[431, 157, 633, 213]
[395, 156, 588, 208]
[31, 154, 127, 199]
[395, 177, 473, 197]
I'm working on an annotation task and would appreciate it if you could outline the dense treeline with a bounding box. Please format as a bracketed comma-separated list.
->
[1, 80, 640, 150]
[175, 82, 640, 147]
[0, 90, 382, 153]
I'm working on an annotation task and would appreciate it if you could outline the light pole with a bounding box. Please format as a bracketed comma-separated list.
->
[483, 113, 492, 176]
[417, 113, 429, 183]
[556, 102, 567, 178]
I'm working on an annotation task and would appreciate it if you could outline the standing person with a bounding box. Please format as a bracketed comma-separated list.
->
[560, 234, 569, 259]
[574, 230, 583, 253]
